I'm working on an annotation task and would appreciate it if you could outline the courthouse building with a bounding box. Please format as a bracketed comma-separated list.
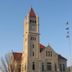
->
[11, 8, 67, 72]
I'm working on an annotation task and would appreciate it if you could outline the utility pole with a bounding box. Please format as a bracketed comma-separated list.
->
[65, 21, 72, 72]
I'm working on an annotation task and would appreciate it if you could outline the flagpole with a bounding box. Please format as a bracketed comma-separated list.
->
[65, 21, 72, 72]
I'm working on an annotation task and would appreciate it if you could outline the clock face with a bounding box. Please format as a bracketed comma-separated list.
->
[30, 25, 36, 31]
[30, 22, 36, 31]
[29, 19, 36, 31]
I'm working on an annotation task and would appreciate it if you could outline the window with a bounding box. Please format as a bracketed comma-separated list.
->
[50, 51, 52, 56]
[63, 64, 65, 71]
[32, 44, 34, 48]
[42, 63, 44, 71]
[47, 62, 52, 71]
[46, 51, 47, 56]
[31, 37, 36, 40]
[55, 63, 57, 71]
[46, 51, 52, 57]
[32, 51, 34, 56]
[32, 62, 35, 70]
[59, 64, 62, 71]
[59, 64, 65, 71]
[30, 20, 36, 23]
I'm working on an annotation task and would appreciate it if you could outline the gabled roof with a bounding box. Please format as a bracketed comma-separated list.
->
[47, 44, 55, 51]
[29, 8, 36, 17]
[13, 52, 22, 61]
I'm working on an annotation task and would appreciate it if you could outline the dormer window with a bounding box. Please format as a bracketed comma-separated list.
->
[46, 51, 52, 57]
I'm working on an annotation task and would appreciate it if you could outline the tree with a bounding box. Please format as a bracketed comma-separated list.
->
[0, 52, 17, 72]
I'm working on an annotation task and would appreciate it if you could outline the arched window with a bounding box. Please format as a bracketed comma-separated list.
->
[32, 62, 35, 70]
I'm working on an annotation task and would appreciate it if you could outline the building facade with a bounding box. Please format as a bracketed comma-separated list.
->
[9, 8, 67, 72]
[20, 8, 67, 72]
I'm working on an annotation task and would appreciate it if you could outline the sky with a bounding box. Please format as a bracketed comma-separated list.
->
[0, 0, 72, 66]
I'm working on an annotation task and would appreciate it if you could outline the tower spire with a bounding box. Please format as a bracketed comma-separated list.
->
[29, 8, 36, 17]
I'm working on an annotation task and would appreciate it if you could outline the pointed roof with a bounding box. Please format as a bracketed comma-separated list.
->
[29, 8, 36, 17]
[40, 44, 45, 48]
[40, 44, 45, 52]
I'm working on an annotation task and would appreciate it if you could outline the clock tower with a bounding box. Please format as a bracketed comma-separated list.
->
[21, 8, 40, 72]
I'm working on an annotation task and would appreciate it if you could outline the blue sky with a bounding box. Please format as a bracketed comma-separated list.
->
[0, 0, 72, 66]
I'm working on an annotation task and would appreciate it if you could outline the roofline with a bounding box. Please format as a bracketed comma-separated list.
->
[58, 54, 67, 61]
